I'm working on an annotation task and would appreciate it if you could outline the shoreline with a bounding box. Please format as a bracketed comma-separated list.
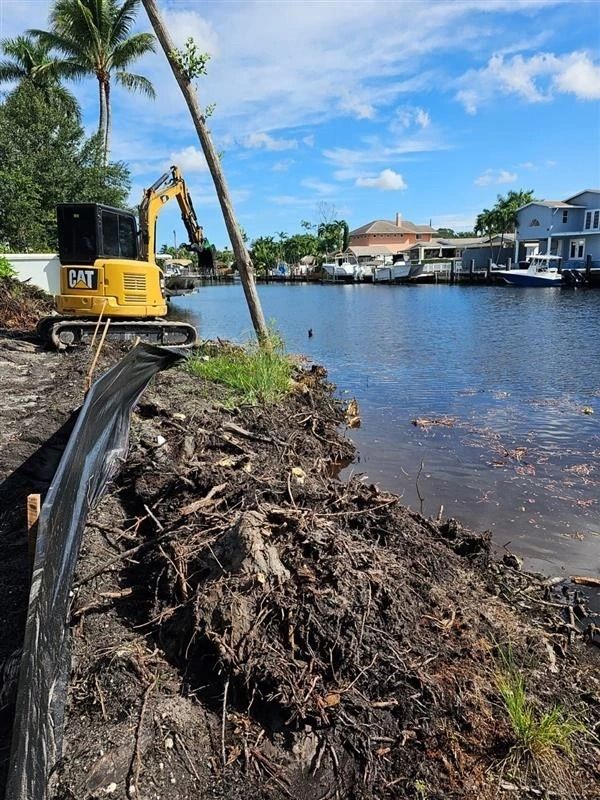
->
[0, 333, 598, 798]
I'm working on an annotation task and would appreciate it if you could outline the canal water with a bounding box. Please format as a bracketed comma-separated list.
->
[171, 283, 600, 579]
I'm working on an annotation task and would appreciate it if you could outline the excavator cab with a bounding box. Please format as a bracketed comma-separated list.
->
[57, 204, 139, 265]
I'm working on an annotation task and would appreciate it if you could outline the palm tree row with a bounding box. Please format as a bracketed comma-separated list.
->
[475, 190, 535, 262]
[0, 0, 155, 163]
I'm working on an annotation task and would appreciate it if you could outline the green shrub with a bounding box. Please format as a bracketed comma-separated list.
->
[0, 255, 16, 279]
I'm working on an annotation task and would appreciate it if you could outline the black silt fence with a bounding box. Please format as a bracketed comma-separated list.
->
[5, 343, 184, 800]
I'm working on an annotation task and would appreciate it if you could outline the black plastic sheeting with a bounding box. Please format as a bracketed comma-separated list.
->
[5, 343, 185, 800]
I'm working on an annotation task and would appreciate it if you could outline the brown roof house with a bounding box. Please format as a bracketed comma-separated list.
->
[348, 213, 437, 259]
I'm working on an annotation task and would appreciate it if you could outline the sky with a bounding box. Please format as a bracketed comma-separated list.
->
[1, 0, 599, 249]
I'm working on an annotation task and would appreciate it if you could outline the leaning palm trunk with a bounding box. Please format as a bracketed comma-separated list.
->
[142, 0, 269, 345]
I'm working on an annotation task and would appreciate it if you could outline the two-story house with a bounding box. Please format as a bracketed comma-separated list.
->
[515, 190, 600, 268]
[348, 213, 437, 260]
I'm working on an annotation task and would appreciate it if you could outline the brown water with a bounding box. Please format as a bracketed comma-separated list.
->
[171, 282, 600, 579]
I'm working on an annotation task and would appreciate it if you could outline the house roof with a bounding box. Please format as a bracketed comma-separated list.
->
[409, 235, 512, 248]
[460, 234, 515, 249]
[435, 237, 487, 247]
[531, 200, 576, 208]
[349, 219, 437, 236]
[565, 189, 600, 202]
[518, 199, 586, 212]
[347, 244, 407, 257]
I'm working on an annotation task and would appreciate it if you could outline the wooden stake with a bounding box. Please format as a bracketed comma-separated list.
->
[27, 493, 41, 569]
[85, 318, 111, 392]
[89, 298, 108, 349]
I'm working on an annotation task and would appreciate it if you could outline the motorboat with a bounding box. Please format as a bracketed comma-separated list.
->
[496, 255, 563, 286]
[374, 256, 411, 283]
[322, 253, 360, 281]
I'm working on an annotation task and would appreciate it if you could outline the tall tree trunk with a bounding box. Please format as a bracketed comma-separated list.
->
[142, 0, 269, 345]
[104, 79, 111, 166]
[98, 76, 107, 160]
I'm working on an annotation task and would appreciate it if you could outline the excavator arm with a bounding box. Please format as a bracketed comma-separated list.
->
[138, 165, 207, 263]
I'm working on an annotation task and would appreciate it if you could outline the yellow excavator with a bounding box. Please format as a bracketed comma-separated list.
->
[37, 165, 212, 348]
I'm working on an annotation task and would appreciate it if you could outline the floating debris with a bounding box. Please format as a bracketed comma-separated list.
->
[411, 416, 456, 428]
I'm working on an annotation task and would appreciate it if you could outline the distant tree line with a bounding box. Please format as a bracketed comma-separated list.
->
[250, 217, 350, 274]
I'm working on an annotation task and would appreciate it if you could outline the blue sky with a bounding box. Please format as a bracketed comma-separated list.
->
[1, 0, 599, 249]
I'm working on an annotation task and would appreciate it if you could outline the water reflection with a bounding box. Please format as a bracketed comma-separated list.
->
[170, 284, 600, 577]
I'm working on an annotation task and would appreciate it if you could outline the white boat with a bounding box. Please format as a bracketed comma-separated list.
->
[373, 256, 411, 283]
[322, 253, 360, 281]
[496, 255, 563, 287]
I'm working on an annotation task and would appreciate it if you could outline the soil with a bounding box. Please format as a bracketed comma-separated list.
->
[0, 277, 53, 330]
[0, 327, 599, 800]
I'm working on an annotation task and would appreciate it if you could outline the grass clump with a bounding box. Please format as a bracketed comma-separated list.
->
[495, 646, 585, 789]
[186, 334, 294, 406]
[498, 670, 582, 760]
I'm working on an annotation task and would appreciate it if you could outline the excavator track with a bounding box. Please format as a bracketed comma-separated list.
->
[37, 317, 198, 350]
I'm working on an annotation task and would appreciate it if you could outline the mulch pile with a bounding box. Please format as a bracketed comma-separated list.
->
[0, 276, 53, 330]
[47, 355, 600, 800]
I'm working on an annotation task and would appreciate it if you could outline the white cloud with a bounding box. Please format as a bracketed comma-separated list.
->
[339, 93, 376, 120]
[432, 212, 478, 232]
[325, 132, 448, 181]
[169, 145, 208, 173]
[456, 50, 600, 113]
[301, 177, 336, 196]
[553, 53, 600, 99]
[393, 105, 431, 130]
[243, 132, 298, 151]
[356, 169, 407, 191]
[474, 168, 517, 187]
[302, 135, 315, 147]
[270, 195, 319, 207]
[162, 8, 220, 54]
[272, 159, 295, 172]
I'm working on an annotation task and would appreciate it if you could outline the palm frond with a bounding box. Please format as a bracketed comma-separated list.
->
[110, 0, 142, 47]
[0, 62, 25, 83]
[28, 29, 87, 61]
[115, 70, 155, 98]
[45, 0, 102, 60]
[109, 32, 155, 68]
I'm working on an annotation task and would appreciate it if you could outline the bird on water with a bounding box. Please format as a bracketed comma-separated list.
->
[308, 328, 313, 338]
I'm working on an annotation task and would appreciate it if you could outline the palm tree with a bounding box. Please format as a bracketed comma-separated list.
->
[475, 208, 498, 263]
[30, 0, 156, 161]
[0, 34, 79, 117]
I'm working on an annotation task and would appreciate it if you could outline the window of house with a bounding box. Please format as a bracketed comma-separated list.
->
[416, 234, 423, 240]
[562, 210, 568, 224]
[529, 218, 540, 227]
[569, 239, 585, 259]
[584, 209, 600, 230]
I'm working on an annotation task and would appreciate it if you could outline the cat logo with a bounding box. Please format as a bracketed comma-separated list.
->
[67, 268, 98, 290]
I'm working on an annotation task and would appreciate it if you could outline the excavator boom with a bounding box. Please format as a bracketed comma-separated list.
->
[139, 165, 206, 262]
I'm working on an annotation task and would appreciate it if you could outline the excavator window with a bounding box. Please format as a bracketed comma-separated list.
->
[57, 205, 97, 265]
[100, 209, 137, 259]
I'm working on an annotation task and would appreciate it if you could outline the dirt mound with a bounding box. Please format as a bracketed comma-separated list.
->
[45, 358, 599, 800]
[0, 277, 53, 330]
